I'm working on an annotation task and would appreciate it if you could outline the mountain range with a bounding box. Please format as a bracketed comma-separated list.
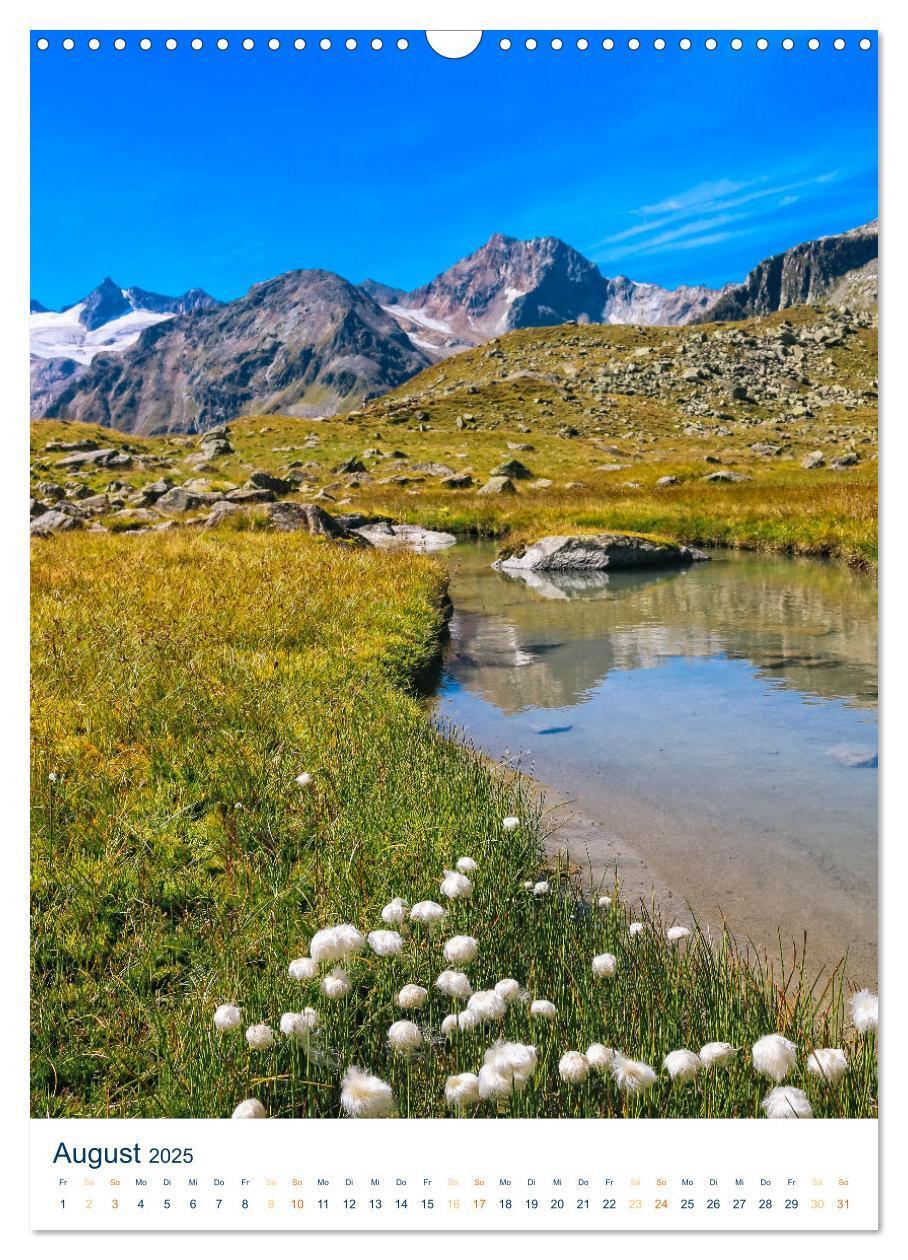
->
[31, 220, 878, 434]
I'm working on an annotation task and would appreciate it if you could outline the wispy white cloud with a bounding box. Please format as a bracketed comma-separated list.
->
[590, 169, 844, 264]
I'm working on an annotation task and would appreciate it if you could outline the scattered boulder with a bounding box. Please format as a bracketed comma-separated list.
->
[30, 509, 84, 536]
[493, 533, 709, 572]
[656, 475, 679, 487]
[831, 452, 859, 469]
[227, 487, 276, 505]
[412, 462, 456, 478]
[802, 450, 826, 470]
[702, 470, 751, 484]
[247, 470, 294, 494]
[490, 459, 533, 480]
[56, 447, 128, 470]
[204, 500, 247, 528]
[440, 473, 474, 489]
[110, 508, 161, 530]
[155, 486, 203, 514]
[334, 456, 367, 474]
[36, 482, 64, 501]
[265, 502, 370, 543]
[478, 476, 517, 495]
[354, 522, 457, 551]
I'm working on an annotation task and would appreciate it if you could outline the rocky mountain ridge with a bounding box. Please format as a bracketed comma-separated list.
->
[31, 222, 877, 433]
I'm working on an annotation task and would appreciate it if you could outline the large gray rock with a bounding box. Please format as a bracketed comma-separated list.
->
[702, 470, 751, 484]
[478, 475, 517, 495]
[490, 459, 533, 480]
[30, 509, 84, 536]
[493, 533, 708, 572]
[354, 522, 457, 551]
[56, 447, 126, 469]
[155, 486, 202, 514]
[247, 470, 293, 494]
[226, 487, 275, 505]
[802, 450, 825, 470]
[204, 500, 247, 528]
[265, 502, 370, 543]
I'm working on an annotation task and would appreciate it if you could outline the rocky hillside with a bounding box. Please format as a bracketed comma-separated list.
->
[699, 221, 878, 322]
[42, 271, 432, 435]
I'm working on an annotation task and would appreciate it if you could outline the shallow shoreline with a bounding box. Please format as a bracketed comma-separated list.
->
[526, 770, 877, 990]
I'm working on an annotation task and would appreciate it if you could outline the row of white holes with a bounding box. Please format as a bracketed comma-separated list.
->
[36, 34, 874, 53]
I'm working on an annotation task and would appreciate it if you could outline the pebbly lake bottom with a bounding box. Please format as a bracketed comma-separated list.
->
[434, 542, 878, 986]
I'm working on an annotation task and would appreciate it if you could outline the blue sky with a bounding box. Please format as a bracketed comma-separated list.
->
[30, 30, 877, 307]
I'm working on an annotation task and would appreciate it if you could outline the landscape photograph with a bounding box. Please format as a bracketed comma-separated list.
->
[30, 32, 878, 1121]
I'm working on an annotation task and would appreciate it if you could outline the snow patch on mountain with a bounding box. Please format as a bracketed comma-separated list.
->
[30, 303, 175, 365]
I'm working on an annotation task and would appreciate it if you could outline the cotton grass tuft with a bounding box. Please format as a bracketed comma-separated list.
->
[340, 1067, 395, 1117]
[467, 990, 507, 1023]
[410, 900, 446, 926]
[761, 1086, 813, 1118]
[700, 1041, 736, 1068]
[435, 969, 473, 1000]
[321, 966, 351, 999]
[309, 924, 365, 964]
[367, 929, 404, 957]
[232, 1098, 267, 1118]
[850, 989, 878, 1034]
[440, 869, 473, 900]
[387, 1019, 423, 1054]
[752, 1034, 798, 1082]
[663, 1049, 703, 1083]
[381, 897, 408, 925]
[443, 935, 478, 965]
[396, 983, 428, 1010]
[214, 1003, 241, 1032]
[245, 1023, 275, 1050]
[529, 999, 557, 1021]
[559, 1051, 590, 1084]
[592, 953, 617, 978]
[288, 957, 318, 981]
[807, 1047, 849, 1084]
[445, 1072, 480, 1108]
[611, 1056, 657, 1094]
[456, 857, 478, 874]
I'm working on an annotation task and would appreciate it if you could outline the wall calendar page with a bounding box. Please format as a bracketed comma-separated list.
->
[22, 9, 883, 1243]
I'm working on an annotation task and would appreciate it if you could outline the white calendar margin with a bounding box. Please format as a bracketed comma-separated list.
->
[2, 0, 899, 1254]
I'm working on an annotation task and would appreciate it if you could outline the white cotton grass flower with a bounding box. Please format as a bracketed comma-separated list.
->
[532, 881, 550, 896]
[467, 990, 507, 1024]
[295, 771, 313, 788]
[611, 1055, 658, 1095]
[628, 921, 645, 937]
[502, 816, 520, 832]
[279, 1009, 319, 1041]
[214, 1003, 242, 1032]
[807, 1047, 849, 1085]
[523, 881, 535, 891]
[288, 956, 318, 981]
[441, 1013, 460, 1037]
[667, 925, 691, 943]
[245, 1023, 275, 1050]
[700, 1041, 736, 1068]
[597, 894, 612, 909]
[387, 1019, 423, 1054]
[396, 983, 428, 1010]
[529, 999, 557, 1021]
[440, 869, 473, 900]
[381, 897, 408, 925]
[494, 978, 522, 1004]
[232, 1098, 267, 1119]
[586, 1044, 618, 1073]
[309, 924, 365, 964]
[457, 1008, 479, 1032]
[592, 953, 617, 978]
[664, 1049, 703, 1083]
[762, 1086, 813, 1119]
[435, 969, 473, 1001]
[321, 966, 351, 999]
[443, 935, 478, 965]
[445, 1072, 480, 1109]
[559, 1051, 590, 1084]
[480, 1041, 538, 1097]
[456, 856, 477, 874]
[367, 929, 404, 957]
[850, 989, 878, 1034]
[752, 1034, 798, 1082]
[410, 900, 446, 926]
[340, 1066, 395, 1118]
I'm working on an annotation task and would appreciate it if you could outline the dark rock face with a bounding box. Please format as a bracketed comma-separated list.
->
[45, 270, 432, 434]
[699, 222, 878, 322]
[79, 278, 133, 330]
[494, 534, 709, 571]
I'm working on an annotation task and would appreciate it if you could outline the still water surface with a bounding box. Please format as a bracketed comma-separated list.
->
[435, 544, 878, 981]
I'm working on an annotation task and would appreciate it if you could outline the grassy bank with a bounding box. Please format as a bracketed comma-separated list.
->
[32, 532, 877, 1118]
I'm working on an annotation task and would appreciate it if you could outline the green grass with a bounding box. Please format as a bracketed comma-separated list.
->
[31, 531, 877, 1118]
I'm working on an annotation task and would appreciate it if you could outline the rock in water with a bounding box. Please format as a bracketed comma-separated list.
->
[354, 522, 457, 551]
[493, 533, 708, 572]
